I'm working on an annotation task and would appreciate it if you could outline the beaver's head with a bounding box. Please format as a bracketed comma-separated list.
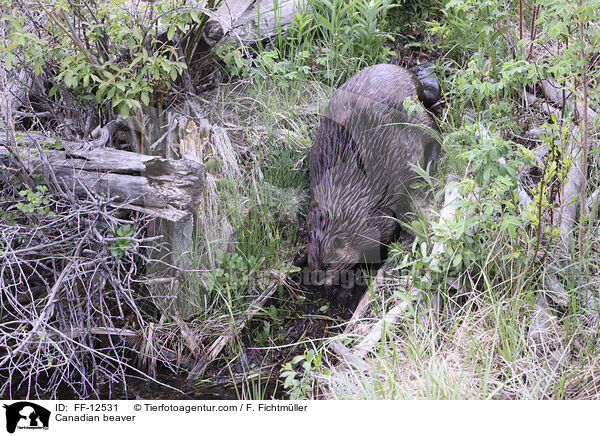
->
[307, 201, 383, 286]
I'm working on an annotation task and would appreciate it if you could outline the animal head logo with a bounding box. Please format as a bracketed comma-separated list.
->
[3, 402, 50, 434]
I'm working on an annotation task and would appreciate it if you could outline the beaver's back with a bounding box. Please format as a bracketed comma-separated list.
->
[310, 64, 438, 217]
[308, 64, 439, 279]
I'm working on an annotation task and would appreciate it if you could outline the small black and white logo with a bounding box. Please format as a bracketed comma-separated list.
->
[3, 402, 50, 434]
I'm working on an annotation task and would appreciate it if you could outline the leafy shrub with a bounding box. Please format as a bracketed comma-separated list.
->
[202, 250, 265, 294]
[217, 0, 394, 86]
[281, 348, 328, 400]
[1, 0, 217, 118]
[394, 124, 533, 288]
[15, 185, 51, 216]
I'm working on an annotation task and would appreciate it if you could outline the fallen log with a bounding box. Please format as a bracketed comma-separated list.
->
[203, 0, 306, 45]
[0, 131, 205, 222]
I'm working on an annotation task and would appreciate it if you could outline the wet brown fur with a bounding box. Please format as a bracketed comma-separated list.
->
[307, 64, 440, 285]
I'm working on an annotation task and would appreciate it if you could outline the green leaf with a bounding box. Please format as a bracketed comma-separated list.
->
[119, 102, 130, 119]
[141, 91, 150, 106]
[5, 53, 13, 70]
[452, 252, 463, 268]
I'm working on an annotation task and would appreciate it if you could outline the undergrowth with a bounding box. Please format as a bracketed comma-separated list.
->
[3, 0, 599, 400]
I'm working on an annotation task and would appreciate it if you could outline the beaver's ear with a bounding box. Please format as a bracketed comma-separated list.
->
[332, 236, 345, 249]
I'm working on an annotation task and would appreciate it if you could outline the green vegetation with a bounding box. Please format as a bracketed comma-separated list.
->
[2, 0, 219, 118]
[217, 0, 394, 86]
[270, 0, 600, 399]
[2, 0, 599, 400]
[16, 185, 52, 216]
[215, 0, 599, 399]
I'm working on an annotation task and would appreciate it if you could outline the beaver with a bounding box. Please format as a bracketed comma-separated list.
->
[307, 64, 440, 286]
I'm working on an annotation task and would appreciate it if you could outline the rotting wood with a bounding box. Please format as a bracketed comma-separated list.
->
[328, 340, 369, 370]
[524, 90, 599, 312]
[0, 132, 205, 222]
[69, 327, 138, 337]
[540, 77, 598, 121]
[204, 0, 255, 44]
[560, 130, 583, 246]
[524, 91, 588, 250]
[343, 262, 389, 336]
[352, 298, 416, 359]
[0, 67, 34, 126]
[203, 0, 306, 45]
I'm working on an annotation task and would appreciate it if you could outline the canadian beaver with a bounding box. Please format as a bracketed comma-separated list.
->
[307, 64, 440, 286]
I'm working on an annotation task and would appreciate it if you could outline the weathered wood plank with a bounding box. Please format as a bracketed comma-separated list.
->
[204, 0, 305, 45]
[234, 0, 305, 41]
[0, 132, 205, 222]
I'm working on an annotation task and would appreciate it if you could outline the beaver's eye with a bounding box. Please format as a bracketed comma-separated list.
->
[333, 237, 345, 249]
